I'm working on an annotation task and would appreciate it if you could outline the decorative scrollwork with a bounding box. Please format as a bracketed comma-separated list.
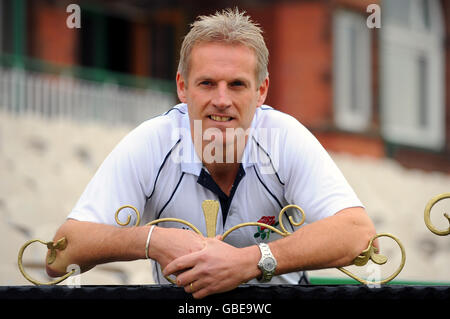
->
[424, 193, 450, 236]
[115, 205, 141, 227]
[337, 233, 406, 285]
[222, 204, 305, 239]
[18, 201, 406, 286]
[114, 202, 405, 286]
[17, 238, 75, 286]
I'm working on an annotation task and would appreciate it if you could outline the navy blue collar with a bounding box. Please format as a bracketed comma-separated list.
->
[197, 164, 246, 226]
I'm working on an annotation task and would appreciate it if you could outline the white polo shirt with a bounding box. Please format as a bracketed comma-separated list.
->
[68, 103, 363, 284]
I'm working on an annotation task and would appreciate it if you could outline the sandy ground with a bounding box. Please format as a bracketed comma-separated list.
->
[0, 111, 449, 286]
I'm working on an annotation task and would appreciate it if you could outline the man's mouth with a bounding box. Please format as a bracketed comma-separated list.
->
[209, 115, 233, 122]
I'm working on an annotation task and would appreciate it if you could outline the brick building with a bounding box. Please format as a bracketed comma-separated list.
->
[1, 0, 449, 172]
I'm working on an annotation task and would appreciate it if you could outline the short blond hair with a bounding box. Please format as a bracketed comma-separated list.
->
[178, 8, 269, 85]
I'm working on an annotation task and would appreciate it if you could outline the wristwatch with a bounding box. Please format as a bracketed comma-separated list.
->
[257, 243, 277, 282]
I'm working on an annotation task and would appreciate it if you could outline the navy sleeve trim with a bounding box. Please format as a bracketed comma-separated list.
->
[163, 107, 186, 115]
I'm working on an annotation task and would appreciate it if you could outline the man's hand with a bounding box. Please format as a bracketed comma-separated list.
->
[148, 227, 207, 271]
[163, 236, 261, 299]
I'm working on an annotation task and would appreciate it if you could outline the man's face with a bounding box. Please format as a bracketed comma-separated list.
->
[176, 42, 269, 160]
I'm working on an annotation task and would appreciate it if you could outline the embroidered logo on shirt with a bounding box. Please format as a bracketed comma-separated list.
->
[253, 216, 279, 240]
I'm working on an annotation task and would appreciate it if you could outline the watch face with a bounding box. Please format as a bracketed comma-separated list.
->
[263, 257, 276, 272]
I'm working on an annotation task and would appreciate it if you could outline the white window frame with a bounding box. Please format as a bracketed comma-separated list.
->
[333, 9, 372, 132]
[380, 0, 445, 150]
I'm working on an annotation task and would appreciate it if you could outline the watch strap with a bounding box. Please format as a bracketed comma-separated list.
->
[257, 243, 277, 282]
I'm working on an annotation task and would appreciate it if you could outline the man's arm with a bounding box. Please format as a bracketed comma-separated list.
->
[163, 206, 376, 299]
[269, 207, 376, 273]
[46, 219, 206, 277]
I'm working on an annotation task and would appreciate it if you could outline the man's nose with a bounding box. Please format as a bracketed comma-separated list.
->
[212, 83, 232, 109]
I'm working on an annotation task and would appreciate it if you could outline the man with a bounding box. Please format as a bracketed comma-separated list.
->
[46, 8, 376, 299]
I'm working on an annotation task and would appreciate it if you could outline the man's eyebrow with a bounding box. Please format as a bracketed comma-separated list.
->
[194, 76, 251, 83]
[203, 77, 215, 81]
[229, 77, 249, 83]
[194, 76, 214, 83]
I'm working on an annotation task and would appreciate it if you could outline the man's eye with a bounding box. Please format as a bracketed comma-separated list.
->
[230, 81, 245, 87]
[200, 81, 212, 86]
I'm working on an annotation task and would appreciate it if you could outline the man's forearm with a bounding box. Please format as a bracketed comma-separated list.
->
[46, 219, 207, 278]
[46, 219, 149, 277]
[269, 207, 377, 275]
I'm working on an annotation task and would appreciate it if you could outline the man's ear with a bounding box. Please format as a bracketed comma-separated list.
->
[257, 77, 269, 107]
[176, 72, 187, 103]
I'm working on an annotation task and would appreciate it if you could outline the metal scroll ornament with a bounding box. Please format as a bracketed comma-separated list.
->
[424, 193, 450, 236]
[18, 200, 406, 286]
[17, 237, 76, 285]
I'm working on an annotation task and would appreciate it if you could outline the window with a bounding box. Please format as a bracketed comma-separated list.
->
[106, 15, 131, 73]
[79, 9, 131, 73]
[333, 10, 372, 132]
[380, 0, 445, 150]
[0, 0, 3, 53]
[150, 23, 175, 80]
[0, 0, 14, 54]
[78, 8, 176, 81]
